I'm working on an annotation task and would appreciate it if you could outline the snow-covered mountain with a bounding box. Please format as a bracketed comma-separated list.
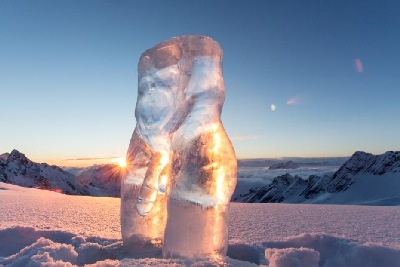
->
[3, 149, 399, 205]
[0, 150, 123, 197]
[238, 174, 307, 203]
[235, 151, 400, 205]
[326, 151, 400, 193]
[0, 150, 91, 195]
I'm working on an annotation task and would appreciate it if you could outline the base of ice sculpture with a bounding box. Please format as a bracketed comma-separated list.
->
[122, 235, 162, 258]
[121, 182, 166, 257]
[163, 199, 229, 258]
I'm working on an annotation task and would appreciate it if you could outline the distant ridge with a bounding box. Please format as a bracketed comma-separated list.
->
[234, 151, 400, 206]
[0, 150, 122, 197]
[269, 160, 299, 170]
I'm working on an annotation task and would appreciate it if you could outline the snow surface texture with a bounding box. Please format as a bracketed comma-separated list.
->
[1, 183, 400, 266]
[121, 35, 237, 258]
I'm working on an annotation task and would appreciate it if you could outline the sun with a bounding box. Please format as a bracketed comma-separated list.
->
[115, 157, 127, 168]
[118, 159, 127, 168]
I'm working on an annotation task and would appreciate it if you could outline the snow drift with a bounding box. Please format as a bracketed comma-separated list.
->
[1, 227, 399, 266]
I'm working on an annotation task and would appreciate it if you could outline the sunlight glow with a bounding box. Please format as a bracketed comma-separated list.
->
[209, 123, 226, 205]
[157, 151, 170, 192]
[208, 123, 230, 253]
[160, 151, 169, 167]
[115, 157, 127, 168]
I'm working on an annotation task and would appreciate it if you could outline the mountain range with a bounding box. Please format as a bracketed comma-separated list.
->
[234, 151, 400, 206]
[1, 149, 399, 205]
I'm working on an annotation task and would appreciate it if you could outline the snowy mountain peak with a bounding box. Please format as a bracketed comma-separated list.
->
[8, 149, 28, 162]
[342, 150, 400, 174]
[0, 149, 89, 194]
[236, 151, 400, 205]
[328, 150, 400, 192]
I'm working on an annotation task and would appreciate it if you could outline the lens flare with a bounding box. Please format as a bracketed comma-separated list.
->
[286, 95, 301, 105]
[355, 59, 363, 73]
[270, 104, 276, 112]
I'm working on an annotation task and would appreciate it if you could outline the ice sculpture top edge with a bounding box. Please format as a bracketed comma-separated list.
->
[138, 35, 223, 76]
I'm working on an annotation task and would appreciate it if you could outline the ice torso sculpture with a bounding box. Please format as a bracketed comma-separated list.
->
[121, 35, 237, 258]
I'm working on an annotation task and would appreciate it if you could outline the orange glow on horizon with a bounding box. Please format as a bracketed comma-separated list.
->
[37, 156, 128, 168]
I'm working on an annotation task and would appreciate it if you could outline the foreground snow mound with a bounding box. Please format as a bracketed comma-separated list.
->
[262, 233, 400, 267]
[0, 227, 257, 267]
[0, 227, 123, 267]
[265, 247, 319, 267]
[1, 227, 399, 267]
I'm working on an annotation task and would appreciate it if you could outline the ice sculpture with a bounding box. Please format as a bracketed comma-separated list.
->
[121, 35, 237, 258]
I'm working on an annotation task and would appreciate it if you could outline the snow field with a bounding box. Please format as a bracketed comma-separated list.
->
[1, 183, 399, 266]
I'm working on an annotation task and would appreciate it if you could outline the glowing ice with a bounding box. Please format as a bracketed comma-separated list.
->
[121, 35, 237, 258]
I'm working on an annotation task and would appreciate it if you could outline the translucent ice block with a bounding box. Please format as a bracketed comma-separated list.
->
[121, 35, 237, 258]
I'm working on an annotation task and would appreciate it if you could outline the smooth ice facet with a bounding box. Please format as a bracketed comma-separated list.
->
[121, 35, 237, 258]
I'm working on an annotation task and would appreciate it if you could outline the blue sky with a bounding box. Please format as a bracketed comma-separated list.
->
[1, 1, 399, 166]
